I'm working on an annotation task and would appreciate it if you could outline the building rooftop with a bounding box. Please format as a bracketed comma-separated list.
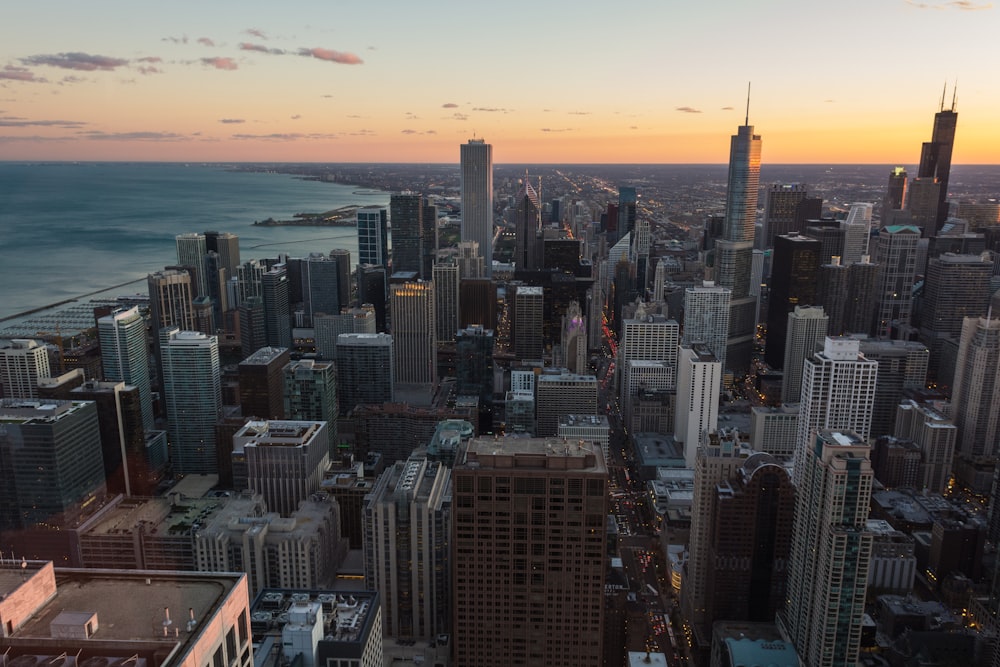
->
[250, 590, 378, 646]
[460, 435, 606, 472]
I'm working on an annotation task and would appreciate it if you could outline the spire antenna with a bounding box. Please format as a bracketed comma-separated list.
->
[745, 82, 751, 126]
[940, 82, 947, 112]
[951, 80, 958, 112]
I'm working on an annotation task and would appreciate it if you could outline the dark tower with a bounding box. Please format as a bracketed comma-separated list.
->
[918, 85, 959, 233]
[764, 234, 821, 369]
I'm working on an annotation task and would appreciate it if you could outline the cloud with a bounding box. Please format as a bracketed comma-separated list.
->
[567, 110, 590, 115]
[138, 66, 163, 75]
[0, 65, 47, 82]
[0, 134, 71, 143]
[162, 35, 188, 44]
[239, 42, 286, 55]
[449, 113, 468, 121]
[401, 129, 417, 134]
[905, 0, 992, 7]
[232, 132, 338, 140]
[22, 52, 129, 71]
[474, 107, 511, 113]
[79, 130, 185, 141]
[425, 130, 436, 135]
[219, 118, 245, 124]
[630, 126, 639, 130]
[721, 106, 735, 111]
[541, 128, 574, 132]
[442, 102, 458, 108]
[202, 57, 238, 70]
[137, 56, 162, 63]
[299, 47, 363, 64]
[245, 28, 268, 39]
[197, 37, 216, 47]
[291, 114, 301, 120]
[824, 99, 836, 103]
[675, 106, 702, 114]
[0, 116, 86, 128]
[60, 75, 89, 84]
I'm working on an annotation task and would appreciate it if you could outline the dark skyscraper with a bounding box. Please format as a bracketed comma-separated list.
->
[390, 193, 425, 277]
[617, 186, 637, 242]
[918, 87, 958, 232]
[514, 178, 542, 271]
[765, 233, 822, 369]
[358, 263, 388, 332]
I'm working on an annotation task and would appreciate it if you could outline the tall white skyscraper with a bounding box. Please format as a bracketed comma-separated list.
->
[951, 316, 1000, 458]
[460, 139, 493, 277]
[160, 327, 221, 474]
[682, 281, 731, 371]
[841, 203, 873, 265]
[619, 305, 679, 418]
[98, 306, 154, 430]
[780, 305, 829, 405]
[0, 339, 50, 399]
[794, 337, 877, 483]
[780, 429, 873, 667]
[675, 343, 722, 467]
[176, 232, 209, 297]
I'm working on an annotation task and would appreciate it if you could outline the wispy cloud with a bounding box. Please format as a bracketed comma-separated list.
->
[162, 35, 188, 44]
[299, 47, 363, 64]
[442, 102, 458, 108]
[137, 56, 162, 64]
[0, 134, 70, 143]
[0, 65, 47, 82]
[401, 129, 417, 135]
[675, 106, 702, 114]
[239, 42, 285, 55]
[905, 0, 992, 8]
[245, 28, 268, 40]
[79, 130, 186, 141]
[219, 118, 245, 124]
[474, 107, 511, 113]
[201, 57, 238, 70]
[721, 106, 735, 111]
[449, 113, 469, 121]
[567, 110, 590, 115]
[197, 37, 216, 47]
[232, 132, 338, 140]
[0, 116, 86, 128]
[22, 52, 129, 71]
[541, 128, 574, 132]
[291, 114, 301, 120]
[138, 66, 163, 75]
[59, 75, 88, 84]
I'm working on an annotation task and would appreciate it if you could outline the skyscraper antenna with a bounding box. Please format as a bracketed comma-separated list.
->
[745, 81, 751, 126]
[940, 82, 946, 112]
[951, 80, 958, 112]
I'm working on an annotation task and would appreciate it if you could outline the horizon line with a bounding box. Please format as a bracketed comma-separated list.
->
[3, 159, 1000, 167]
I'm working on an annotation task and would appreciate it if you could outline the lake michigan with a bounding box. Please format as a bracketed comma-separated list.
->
[0, 162, 390, 321]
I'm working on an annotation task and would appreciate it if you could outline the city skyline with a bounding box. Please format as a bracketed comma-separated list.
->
[1, 1, 998, 164]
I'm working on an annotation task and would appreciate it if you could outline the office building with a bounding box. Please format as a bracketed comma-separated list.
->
[952, 316, 1000, 458]
[460, 138, 494, 276]
[514, 177, 542, 271]
[873, 225, 921, 338]
[239, 296, 268, 355]
[682, 281, 731, 371]
[302, 252, 343, 325]
[817, 257, 878, 337]
[457, 240, 485, 279]
[390, 280, 436, 386]
[675, 343, 722, 467]
[0, 563, 252, 667]
[357, 263, 388, 331]
[894, 399, 956, 494]
[856, 338, 928, 439]
[558, 414, 611, 469]
[98, 306, 154, 430]
[390, 193, 426, 277]
[794, 337, 877, 481]
[561, 300, 588, 374]
[749, 405, 799, 457]
[313, 305, 377, 358]
[917, 90, 959, 232]
[234, 420, 330, 518]
[238, 346, 290, 421]
[765, 233, 822, 369]
[0, 338, 50, 399]
[535, 371, 598, 437]
[885, 167, 908, 213]
[0, 399, 105, 531]
[456, 325, 495, 407]
[161, 327, 221, 474]
[919, 253, 992, 375]
[358, 205, 389, 268]
[780, 430, 873, 667]
[148, 268, 196, 334]
[512, 285, 544, 361]
[780, 306, 828, 405]
[617, 186, 638, 242]
[363, 454, 451, 639]
[763, 183, 810, 249]
[205, 230, 241, 277]
[619, 306, 679, 415]
[842, 203, 873, 265]
[433, 260, 460, 344]
[336, 333, 394, 414]
[284, 359, 338, 453]
[451, 435, 607, 667]
[458, 278, 496, 330]
[176, 232, 209, 296]
[262, 263, 292, 348]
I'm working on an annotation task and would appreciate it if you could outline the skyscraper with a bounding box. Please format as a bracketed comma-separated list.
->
[433, 260, 460, 345]
[71, 379, 149, 496]
[160, 327, 221, 474]
[885, 167, 908, 214]
[682, 281, 731, 371]
[717, 116, 762, 374]
[675, 343, 722, 467]
[390, 280, 437, 386]
[817, 257, 878, 337]
[364, 454, 451, 640]
[512, 285, 544, 362]
[918, 88, 958, 232]
[765, 233, 822, 369]
[794, 337, 877, 482]
[460, 139, 494, 276]
[535, 371, 598, 437]
[918, 253, 992, 376]
[872, 225, 921, 338]
[284, 358, 339, 454]
[763, 183, 809, 249]
[780, 429, 873, 667]
[336, 333, 394, 415]
[514, 176, 542, 271]
[619, 305, 679, 415]
[358, 205, 390, 267]
[98, 306, 154, 430]
[857, 337, 928, 438]
[303, 252, 343, 324]
[617, 186, 638, 242]
[780, 306, 829, 405]
[952, 316, 1000, 458]
[261, 263, 292, 348]
[175, 232, 209, 297]
[204, 230, 241, 278]
[455, 325, 495, 409]
[451, 435, 607, 667]
[148, 269, 196, 333]
[0, 338, 50, 400]
[841, 203, 873, 266]
[390, 193, 425, 277]
[238, 346, 290, 421]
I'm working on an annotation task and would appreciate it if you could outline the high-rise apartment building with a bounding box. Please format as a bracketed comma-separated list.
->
[161, 327, 221, 474]
[284, 358, 338, 453]
[390, 280, 436, 386]
[98, 306, 154, 430]
[148, 269, 196, 334]
[261, 263, 292, 348]
[895, 399, 956, 494]
[175, 232, 209, 297]
[238, 346, 290, 421]
[682, 281, 731, 371]
[358, 205, 390, 267]
[794, 337, 877, 482]
[856, 338, 928, 439]
[780, 306, 828, 405]
[873, 225, 921, 338]
[451, 435, 607, 667]
[619, 306, 679, 416]
[0, 399, 105, 531]
[765, 233, 822, 369]
[364, 454, 451, 640]
[460, 139, 494, 276]
[675, 343, 722, 467]
[952, 316, 1000, 458]
[234, 420, 330, 518]
[841, 203, 873, 265]
[780, 429, 873, 667]
[817, 257, 878, 336]
[0, 338, 50, 400]
[336, 333, 394, 414]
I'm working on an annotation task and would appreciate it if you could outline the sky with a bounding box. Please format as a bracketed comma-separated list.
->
[1, 0, 997, 164]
